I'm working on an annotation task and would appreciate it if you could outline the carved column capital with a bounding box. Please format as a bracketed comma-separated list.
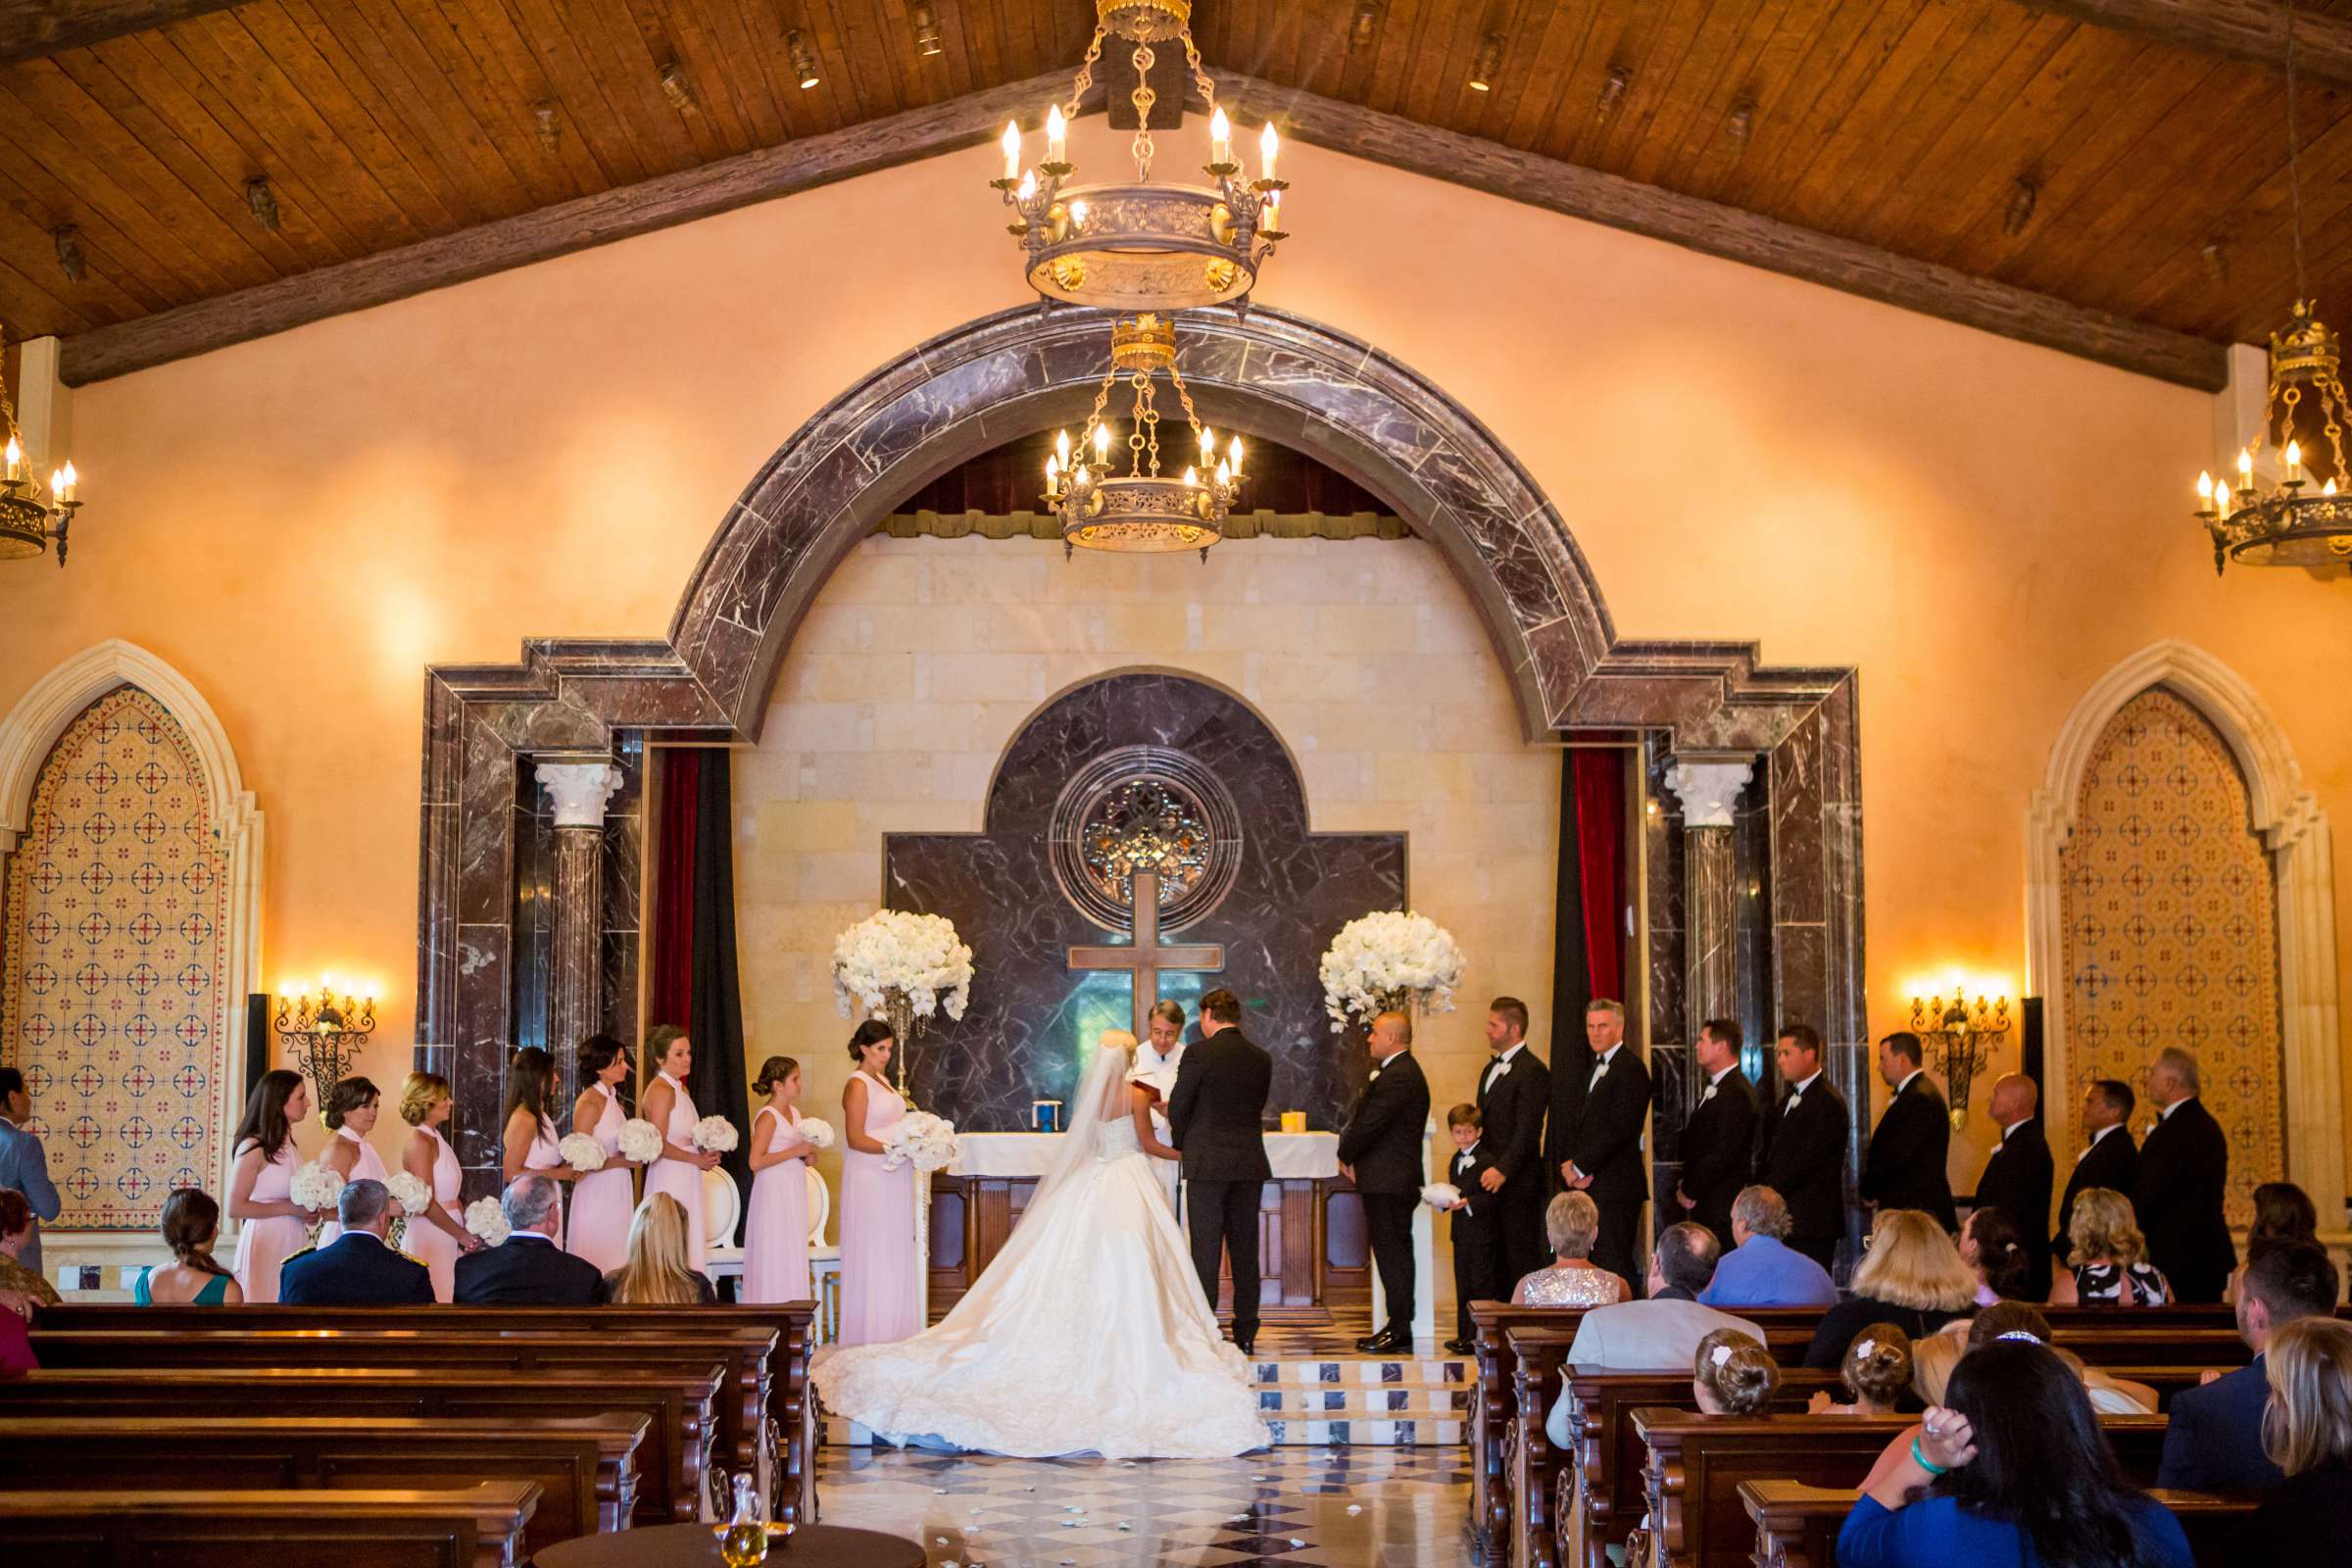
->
[1661, 758, 1755, 829]
[535, 760, 623, 829]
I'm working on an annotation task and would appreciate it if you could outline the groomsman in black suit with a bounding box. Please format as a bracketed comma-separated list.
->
[2056, 1078, 2138, 1263]
[1338, 1009, 1432, 1353]
[1555, 999, 1651, 1296]
[1759, 1024, 1850, 1270]
[2133, 1046, 2235, 1303]
[1858, 1031, 1957, 1231]
[1476, 996, 1552, 1287]
[1168, 987, 1276, 1354]
[1973, 1072, 2056, 1299]
[1674, 1018, 1758, 1250]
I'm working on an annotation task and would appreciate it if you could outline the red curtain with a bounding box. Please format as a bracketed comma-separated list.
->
[650, 749, 700, 1026]
[1572, 750, 1627, 1003]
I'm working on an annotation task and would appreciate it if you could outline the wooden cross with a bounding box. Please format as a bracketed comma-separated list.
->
[1067, 870, 1225, 1038]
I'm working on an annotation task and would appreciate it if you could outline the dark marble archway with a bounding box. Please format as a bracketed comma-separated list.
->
[415, 304, 1864, 1196]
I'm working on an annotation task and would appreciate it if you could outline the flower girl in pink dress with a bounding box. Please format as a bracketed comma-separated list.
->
[641, 1026, 719, 1270]
[838, 1021, 917, 1346]
[566, 1036, 643, 1273]
[744, 1054, 816, 1304]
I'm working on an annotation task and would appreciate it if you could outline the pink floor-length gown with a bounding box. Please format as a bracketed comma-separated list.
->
[743, 1104, 811, 1304]
[838, 1069, 917, 1346]
[230, 1140, 308, 1304]
[316, 1125, 389, 1248]
[643, 1071, 709, 1270]
[566, 1083, 635, 1273]
[406, 1124, 466, 1302]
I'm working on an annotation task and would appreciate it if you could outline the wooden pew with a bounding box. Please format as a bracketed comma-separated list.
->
[0, 1414, 641, 1558]
[35, 1299, 819, 1526]
[0, 1479, 539, 1568]
[1634, 1409, 2171, 1568]
[0, 1364, 716, 1527]
[1739, 1479, 2260, 1568]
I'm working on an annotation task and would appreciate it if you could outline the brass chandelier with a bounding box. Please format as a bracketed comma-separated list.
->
[1045, 313, 1242, 556]
[0, 337, 81, 568]
[992, 0, 1287, 311]
[2193, 0, 2352, 572]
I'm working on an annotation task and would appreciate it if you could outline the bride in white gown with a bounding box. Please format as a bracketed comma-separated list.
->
[810, 1029, 1268, 1458]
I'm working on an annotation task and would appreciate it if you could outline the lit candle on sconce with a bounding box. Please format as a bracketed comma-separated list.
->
[1000, 120, 1021, 184]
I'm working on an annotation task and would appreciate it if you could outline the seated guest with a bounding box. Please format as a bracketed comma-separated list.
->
[1511, 1191, 1627, 1306]
[2160, 1240, 2342, 1492]
[0, 1300, 32, 1370]
[2248, 1317, 2352, 1555]
[1699, 1185, 1839, 1308]
[1912, 1326, 1965, 1405]
[2228, 1180, 2321, 1305]
[1838, 1337, 2191, 1567]
[1967, 1299, 2161, 1415]
[278, 1178, 434, 1305]
[1622, 1328, 1784, 1568]
[0, 1187, 60, 1309]
[603, 1193, 716, 1304]
[2049, 1187, 2172, 1306]
[1543, 1223, 1763, 1448]
[1957, 1205, 2029, 1306]
[134, 1189, 244, 1305]
[455, 1174, 605, 1305]
[1812, 1325, 1914, 1417]
[1802, 1208, 1978, 1369]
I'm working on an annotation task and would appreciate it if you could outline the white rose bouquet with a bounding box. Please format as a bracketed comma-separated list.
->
[692, 1115, 739, 1154]
[289, 1159, 346, 1245]
[383, 1169, 432, 1250]
[558, 1132, 608, 1173]
[831, 909, 974, 1026]
[796, 1116, 836, 1151]
[881, 1110, 961, 1174]
[617, 1117, 663, 1164]
[464, 1197, 511, 1247]
[1319, 910, 1466, 1033]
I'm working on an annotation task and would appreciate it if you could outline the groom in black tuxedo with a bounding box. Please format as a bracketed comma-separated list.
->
[1168, 987, 1274, 1355]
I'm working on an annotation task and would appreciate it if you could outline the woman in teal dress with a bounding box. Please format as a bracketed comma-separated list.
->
[134, 1189, 243, 1305]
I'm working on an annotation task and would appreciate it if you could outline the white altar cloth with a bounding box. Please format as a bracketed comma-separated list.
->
[948, 1129, 1343, 1180]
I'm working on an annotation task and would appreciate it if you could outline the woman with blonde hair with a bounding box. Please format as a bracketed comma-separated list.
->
[2251, 1316, 2352, 1551]
[398, 1070, 481, 1301]
[1512, 1191, 1627, 1306]
[1912, 1327, 1966, 1406]
[604, 1193, 715, 1304]
[1803, 1208, 1978, 1368]
[2049, 1187, 2171, 1306]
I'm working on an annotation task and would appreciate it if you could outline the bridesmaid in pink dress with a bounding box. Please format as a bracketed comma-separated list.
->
[838, 1020, 918, 1346]
[743, 1054, 816, 1304]
[315, 1077, 388, 1247]
[501, 1047, 578, 1236]
[227, 1069, 321, 1303]
[398, 1071, 482, 1301]
[641, 1026, 718, 1270]
[566, 1036, 643, 1274]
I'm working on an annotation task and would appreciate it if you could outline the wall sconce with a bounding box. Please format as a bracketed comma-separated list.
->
[275, 977, 378, 1104]
[1909, 984, 2011, 1130]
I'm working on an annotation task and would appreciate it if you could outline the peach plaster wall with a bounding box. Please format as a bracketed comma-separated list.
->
[2, 119, 2346, 1201]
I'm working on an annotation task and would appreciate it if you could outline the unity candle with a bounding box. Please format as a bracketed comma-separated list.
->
[1279, 1111, 1307, 1134]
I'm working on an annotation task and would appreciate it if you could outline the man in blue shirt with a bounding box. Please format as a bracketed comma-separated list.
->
[0, 1068, 60, 1276]
[1698, 1184, 1839, 1308]
[2157, 1240, 2339, 1492]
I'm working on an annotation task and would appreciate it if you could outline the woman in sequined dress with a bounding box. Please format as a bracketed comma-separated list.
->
[1511, 1191, 1629, 1307]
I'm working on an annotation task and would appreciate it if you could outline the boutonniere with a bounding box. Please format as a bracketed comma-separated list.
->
[1701, 1083, 1717, 1102]
[1368, 1069, 1382, 1083]
[1489, 1061, 1511, 1079]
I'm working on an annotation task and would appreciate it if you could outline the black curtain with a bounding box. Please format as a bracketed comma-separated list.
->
[664, 749, 755, 1196]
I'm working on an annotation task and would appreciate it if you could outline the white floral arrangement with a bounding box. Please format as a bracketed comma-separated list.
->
[383, 1170, 432, 1250]
[693, 1114, 740, 1154]
[617, 1117, 663, 1164]
[558, 1132, 608, 1173]
[882, 1110, 961, 1173]
[796, 1116, 836, 1151]
[831, 909, 974, 1024]
[289, 1158, 345, 1244]
[1319, 909, 1466, 1033]
[1420, 1181, 1463, 1210]
[464, 1197, 511, 1247]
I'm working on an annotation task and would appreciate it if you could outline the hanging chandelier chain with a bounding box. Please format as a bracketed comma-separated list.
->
[1179, 24, 1217, 122]
[1130, 40, 1156, 181]
[1064, 22, 1106, 123]
[2289, 0, 2309, 302]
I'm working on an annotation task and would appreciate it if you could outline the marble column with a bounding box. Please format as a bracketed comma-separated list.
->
[537, 760, 624, 1089]
[1663, 759, 1755, 1038]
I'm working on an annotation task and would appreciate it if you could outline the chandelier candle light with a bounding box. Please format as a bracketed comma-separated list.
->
[991, 0, 1289, 311]
[1046, 313, 1243, 556]
[0, 338, 84, 567]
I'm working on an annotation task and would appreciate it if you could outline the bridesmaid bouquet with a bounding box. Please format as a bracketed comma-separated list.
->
[558, 1132, 608, 1173]
[289, 1159, 346, 1245]
[692, 1115, 740, 1154]
[464, 1197, 512, 1247]
[797, 1117, 836, 1151]
[881, 1111, 961, 1173]
[617, 1118, 663, 1164]
[1319, 910, 1466, 1033]
[384, 1170, 432, 1250]
[1420, 1181, 1464, 1210]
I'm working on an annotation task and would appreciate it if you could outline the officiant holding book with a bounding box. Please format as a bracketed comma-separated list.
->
[1168, 988, 1273, 1357]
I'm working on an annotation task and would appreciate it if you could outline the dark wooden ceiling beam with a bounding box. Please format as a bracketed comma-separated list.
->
[1212, 71, 2229, 391]
[0, 1, 254, 66]
[57, 67, 1070, 385]
[2014, 0, 2352, 92]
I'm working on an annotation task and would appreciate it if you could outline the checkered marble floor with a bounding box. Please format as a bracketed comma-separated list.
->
[814, 1443, 1482, 1566]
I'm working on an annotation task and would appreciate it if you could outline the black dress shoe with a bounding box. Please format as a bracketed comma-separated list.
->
[1357, 1328, 1410, 1354]
[1353, 1332, 1387, 1353]
[1444, 1338, 1476, 1355]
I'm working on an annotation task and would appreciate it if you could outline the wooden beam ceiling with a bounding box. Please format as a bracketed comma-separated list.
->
[0, 1, 252, 66]
[2014, 0, 2352, 91]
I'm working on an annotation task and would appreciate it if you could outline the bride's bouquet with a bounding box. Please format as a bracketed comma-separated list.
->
[558, 1132, 608, 1173]
[464, 1197, 511, 1247]
[289, 1158, 346, 1245]
[617, 1117, 663, 1164]
[1319, 910, 1466, 1033]
[796, 1116, 836, 1151]
[383, 1170, 432, 1250]
[881, 1110, 961, 1174]
[831, 909, 974, 1026]
[692, 1114, 739, 1154]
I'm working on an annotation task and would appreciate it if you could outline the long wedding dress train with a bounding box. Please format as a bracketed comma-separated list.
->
[810, 1046, 1267, 1459]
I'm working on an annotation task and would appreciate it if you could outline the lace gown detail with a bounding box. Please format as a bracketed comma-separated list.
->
[812, 1103, 1267, 1459]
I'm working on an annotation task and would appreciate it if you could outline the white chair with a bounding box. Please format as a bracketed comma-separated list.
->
[806, 1165, 841, 1344]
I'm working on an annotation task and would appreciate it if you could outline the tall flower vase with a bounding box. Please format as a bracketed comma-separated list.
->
[880, 991, 921, 1107]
